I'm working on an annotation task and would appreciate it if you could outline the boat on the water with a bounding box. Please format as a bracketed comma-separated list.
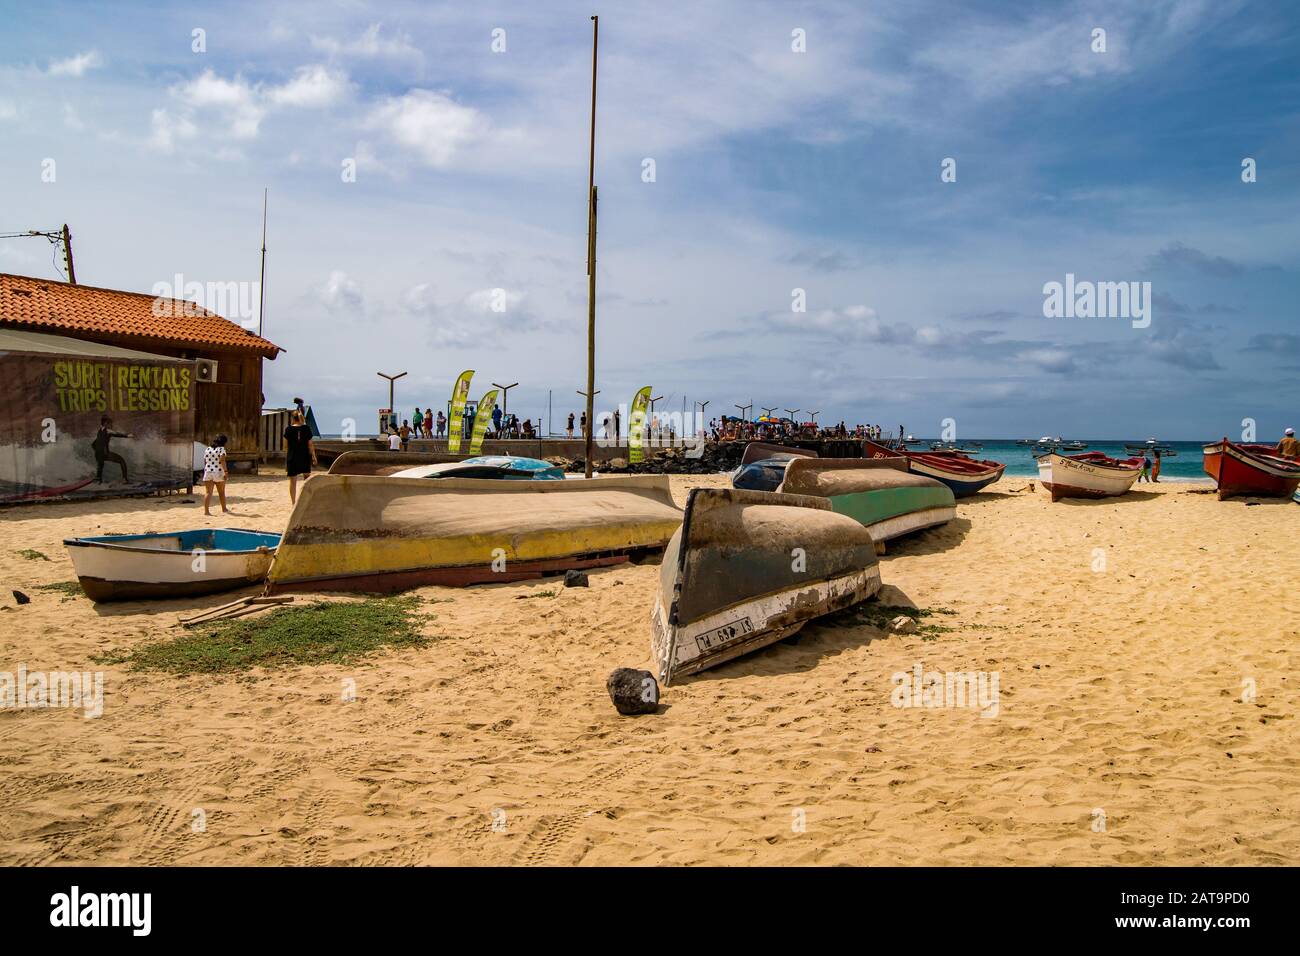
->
[778, 458, 955, 542]
[651, 487, 881, 684]
[64, 528, 281, 601]
[862, 438, 1005, 497]
[1036, 451, 1142, 502]
[1202, 438, 1300, 500]
[1124, 439, 1177, 457]
[266, 473, 683, 592]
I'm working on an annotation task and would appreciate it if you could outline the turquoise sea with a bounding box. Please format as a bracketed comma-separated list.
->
[913, 440, 1211, 480]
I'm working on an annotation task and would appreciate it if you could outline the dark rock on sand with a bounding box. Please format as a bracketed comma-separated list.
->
[607, 667, 659, 715]
[12, 590, 30, 605]
[563, 570, 589, 588]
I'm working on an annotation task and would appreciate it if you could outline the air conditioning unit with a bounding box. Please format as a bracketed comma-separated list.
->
[195, 358, 219, 383]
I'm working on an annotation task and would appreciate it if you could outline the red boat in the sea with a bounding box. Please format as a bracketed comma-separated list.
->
[862, 439, 1005, 497]
[1202, 438, 1300, 500]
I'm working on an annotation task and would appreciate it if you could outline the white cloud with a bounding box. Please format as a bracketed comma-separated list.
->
[175, 70, 264, 139]
[49, 51, 102, 77]
[0, 100, 17, 121]
[62, 103, 84, 130]
[266, 65, 350, 108]
[366, 90, 487, 168]
[149, 108, 197, 152]
[315, 271, 364, 312]
[310, 23, 421, 60]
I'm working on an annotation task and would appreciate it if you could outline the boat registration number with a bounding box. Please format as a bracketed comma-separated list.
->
[694, 617, 754, 652]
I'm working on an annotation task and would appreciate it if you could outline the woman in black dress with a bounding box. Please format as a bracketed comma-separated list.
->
[283, 410, 317, 504]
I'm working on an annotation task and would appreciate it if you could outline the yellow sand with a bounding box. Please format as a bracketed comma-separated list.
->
[1, 471, 1297, 865]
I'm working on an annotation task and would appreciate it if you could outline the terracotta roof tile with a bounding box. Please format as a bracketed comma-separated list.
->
[0, 273, 282, 357]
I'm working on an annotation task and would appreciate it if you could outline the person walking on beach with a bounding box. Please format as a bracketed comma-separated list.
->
[201, 434, 230, 515]
[1151, 449, 1162, 483]
[1138, 453, 1151, 483]
[423, 407, 433, 438]
[399, 420, 412, 451]
[1276, 427, 1299, 458]
[91, 416, 133, 483]
[283, 410, 317, 504]
[492, 403, 503, 437]
[412, 406, 423, 438]
[436, 410, 446, 438]
[566, 412, 575, 438]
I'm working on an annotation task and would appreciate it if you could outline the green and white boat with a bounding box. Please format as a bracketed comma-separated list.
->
[778, 458, 956, 543]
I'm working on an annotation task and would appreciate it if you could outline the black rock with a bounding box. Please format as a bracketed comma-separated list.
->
[12, 590, 30, 605]
[563, 570, 589, 588]
[607, 667, 659, 715]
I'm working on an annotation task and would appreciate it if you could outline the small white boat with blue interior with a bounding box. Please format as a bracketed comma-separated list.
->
[64, 528, 281, 602]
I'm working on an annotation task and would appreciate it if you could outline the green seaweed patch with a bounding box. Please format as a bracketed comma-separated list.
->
[831, 603, 958, 639]
[515, 589, 557, 600]
[97, 596, 430, 674]
[35, 581, 83, 602]
[15, 549, 51, 562]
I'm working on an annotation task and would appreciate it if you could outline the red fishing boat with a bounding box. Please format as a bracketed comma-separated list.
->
[862, 439, 1005, 497]
[1202, 438, 1300, 500]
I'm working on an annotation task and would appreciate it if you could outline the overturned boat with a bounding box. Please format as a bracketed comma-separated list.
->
[64, 528, 280, 602]
[862, 438, 1005, 497]
[732, 442, 816, 492]
[327, 451, 564, 479]
[777, 458, 956, 542]
[266, 473, 682, 592]
[652, 488, 881, 684]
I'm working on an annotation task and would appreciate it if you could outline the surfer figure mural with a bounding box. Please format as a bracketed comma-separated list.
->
[92, 416, 134, 483]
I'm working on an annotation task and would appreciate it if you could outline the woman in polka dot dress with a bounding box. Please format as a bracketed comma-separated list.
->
[202, 434, 230, 516]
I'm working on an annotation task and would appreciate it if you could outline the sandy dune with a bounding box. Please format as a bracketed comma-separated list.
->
[1, 470, 1297, 865]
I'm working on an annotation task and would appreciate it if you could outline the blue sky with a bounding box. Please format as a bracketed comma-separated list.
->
[1, 0, 1297, 438]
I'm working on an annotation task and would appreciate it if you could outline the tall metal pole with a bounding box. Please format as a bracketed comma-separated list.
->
[257, 189, 267, 337]
[378, 371, 407, 431]
[61, 224, 76, 284]
[583, 14, 599, 478]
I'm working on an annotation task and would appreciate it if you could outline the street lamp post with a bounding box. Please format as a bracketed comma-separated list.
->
[377, 371, 407, 432]
[492, 381, 519, 435]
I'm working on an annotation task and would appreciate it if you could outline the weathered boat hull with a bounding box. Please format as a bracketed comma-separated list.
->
[266, 474, 683, 593]
[651, 488, 881, 684]
[64, 529, 280, 601]
[1202, 439, 1300, 500]
[777, 458, 955, 541]
[1036, 453, 1140, 501]
[862, 439, 1004, 497]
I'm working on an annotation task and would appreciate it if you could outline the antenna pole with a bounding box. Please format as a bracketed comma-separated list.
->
[583, 14, 599, 478]
[258, 189, 268, 337]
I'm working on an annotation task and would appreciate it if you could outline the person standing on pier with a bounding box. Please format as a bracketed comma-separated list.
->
[567, 412, 575, 438]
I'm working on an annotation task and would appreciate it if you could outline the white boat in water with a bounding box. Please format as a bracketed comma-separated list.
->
[1037, 452, 1142, 502]
[64, 528, 281, 601]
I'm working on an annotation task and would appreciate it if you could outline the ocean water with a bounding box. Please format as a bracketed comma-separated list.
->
[920, 440, 1211, 480]
[318, 434, 1214, 480]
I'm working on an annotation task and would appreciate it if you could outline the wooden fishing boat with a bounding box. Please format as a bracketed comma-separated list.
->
[1036, 451, 1141, 502]
[778, 458, 955, 541]
[732, 442, 817, 492]
[266, 474, 682, 592]
[64, 528, 281, 601]
[862, 439, 1004, 497]
[1202, 438, 1300, 500]
[651, 488, 881, 684]
[390, 456, 566, 480]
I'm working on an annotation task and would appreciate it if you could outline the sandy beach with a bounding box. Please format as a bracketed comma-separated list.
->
[2, 470, 1297, 866]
